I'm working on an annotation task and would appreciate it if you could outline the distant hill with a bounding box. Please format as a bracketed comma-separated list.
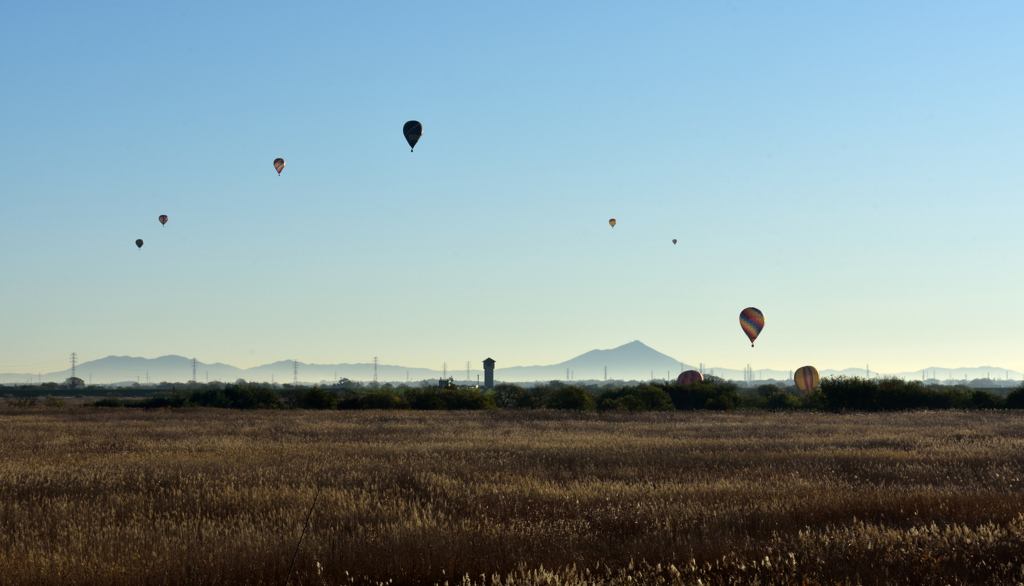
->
[498, 340, 694, 382]
[1, 344, 1020, 386]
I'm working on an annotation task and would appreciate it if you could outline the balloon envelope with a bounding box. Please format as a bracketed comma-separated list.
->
[672, 239, 677, 244]
[158, 215, 168, 226]
[677, 370, 703, 385]
[135, 239, 144, 249]
[794, 366, 820, 394]
[609, 219, 616, 228]
[739, 307, 765, 346]
[403, 121, 422, 151]
[273, 158, 285, 175]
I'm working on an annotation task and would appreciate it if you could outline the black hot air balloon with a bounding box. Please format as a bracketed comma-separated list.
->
[135, 239, 144, 250]
[403, 121, 422, 152]
[159, 215, 168, 226]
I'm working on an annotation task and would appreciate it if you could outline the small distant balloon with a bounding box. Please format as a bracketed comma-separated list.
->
[794, 366, 820, 394]
[609, 219, 616, 228]
[672, 239, 677, 245]
[739, 307, 765, 347]
[677, 370, 703, 385]
[403, 121, 422, 152]
[135, 239, 144, 250]
[273, 158, 285, 175]
[158, 215, 168, 226]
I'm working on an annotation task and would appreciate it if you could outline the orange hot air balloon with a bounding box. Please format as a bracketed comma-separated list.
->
[273, 158, 285, 175]
[677, 370, 702, 385]
[609, 219, 616, 228]
[794, 366, 820, 394]
[158, 215, 168, 226]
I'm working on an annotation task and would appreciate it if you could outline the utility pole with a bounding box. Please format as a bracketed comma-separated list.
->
[443, 362, 447, 379]
[466, 361, 470, 383]
[604, 366, 607, 381]
[191, 358, 197, 383]
[71, 352, 77, 379]
[373, 357, 378, 385]
[293, 360, 298, 385]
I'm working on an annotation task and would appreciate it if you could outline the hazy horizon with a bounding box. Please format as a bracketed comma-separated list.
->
[3, 3, 1022, 375]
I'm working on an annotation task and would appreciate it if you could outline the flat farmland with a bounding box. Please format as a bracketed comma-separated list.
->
[2, 408, 1024, 585]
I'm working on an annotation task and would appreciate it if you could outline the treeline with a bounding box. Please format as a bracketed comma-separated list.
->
[76, 376, 1024, 413]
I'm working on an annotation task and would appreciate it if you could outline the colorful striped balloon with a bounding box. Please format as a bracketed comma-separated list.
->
[677, 370, 703, 385]
[273, 158, 285, 175]
[794, 366, 820, 394]
[739, 307, 765, 346]
[158, 215, 168, 226]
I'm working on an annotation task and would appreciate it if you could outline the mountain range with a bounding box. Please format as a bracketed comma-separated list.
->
[1, 341, 1020, 386]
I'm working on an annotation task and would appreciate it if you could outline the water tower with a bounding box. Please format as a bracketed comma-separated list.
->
[483, 358, 495, 389]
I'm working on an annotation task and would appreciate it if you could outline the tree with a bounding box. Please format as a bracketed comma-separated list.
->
[548, 385, 595, 411]
[63, 377, 85, 390]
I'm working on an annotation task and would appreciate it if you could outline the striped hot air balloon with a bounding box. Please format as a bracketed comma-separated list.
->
[273, 158, 285, 175]
[158, 215, 168, 226]
[739, 307, 765, 347]
[794, 366, 820, 394]
[677, 370, 703, 385]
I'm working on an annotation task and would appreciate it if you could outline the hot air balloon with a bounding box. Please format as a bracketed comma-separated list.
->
[158, 215, 168, 226]
[739, 307, 765, 347]
[403, 121, 422, 152]
[672, 239, 677, 245]
[677, 370, 703, 385]
[609, 219, 617, 228]
[794, 366, 820, 394]
[273, 158, 285, 175]
[135, 239, 144, 250]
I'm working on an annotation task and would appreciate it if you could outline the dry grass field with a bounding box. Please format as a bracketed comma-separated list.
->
[1, 408, 1024, 585]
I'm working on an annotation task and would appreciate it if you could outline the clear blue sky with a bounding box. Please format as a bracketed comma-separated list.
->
[2, 1, 1022, 376]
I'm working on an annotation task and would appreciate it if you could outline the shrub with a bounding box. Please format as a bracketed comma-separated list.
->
[667, 377, 739, 411]
[1006, 385, 1024, 409]
[298, 386, 338, 410]
[548, 385, 595, 411]
[764, 391, 801, 410]
[44, 396, 67, 408]
[360, 391, 410, 410]
[90, 398, 124, 408]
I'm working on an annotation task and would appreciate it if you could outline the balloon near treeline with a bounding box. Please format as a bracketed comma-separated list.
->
[608, 219, 616, 228]
[273, 158, 285, 175]
[135, 239, 143, 250]
[739, 307, 765, 346]
[677, 370, 703, 385]
[403, 121, 422, 151]
[794, 366, 820, 394]
[158, 215, 168, 226]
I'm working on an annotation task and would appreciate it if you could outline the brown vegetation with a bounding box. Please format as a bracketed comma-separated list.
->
[1, 408, 1023, 585]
